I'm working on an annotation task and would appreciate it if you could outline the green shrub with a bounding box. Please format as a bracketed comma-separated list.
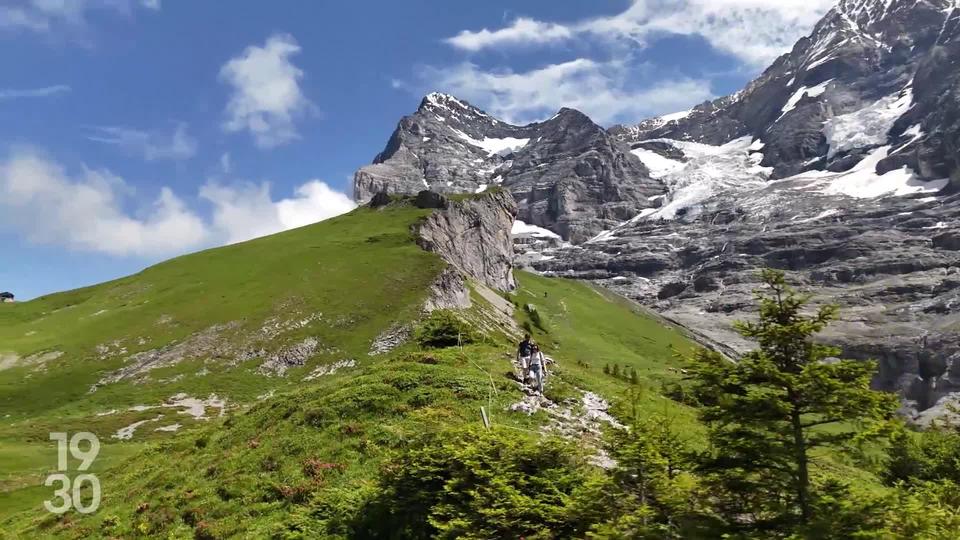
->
[414, 310, 478, 348]
[521, 320, 534, 335]
[524, 303, 548, 332]
[354, 426, 597, 539]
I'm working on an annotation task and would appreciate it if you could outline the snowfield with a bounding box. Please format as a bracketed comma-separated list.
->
[600, 128, 947, 239]
[804, 146, 949, 198]
[824, 88, 913, 158]
[778, 79, 833, 120]
[644, 137, 771, 221]
[453, 128, 530, 157]
[629, 147, 685, 178]
[513, 219, 562, 239]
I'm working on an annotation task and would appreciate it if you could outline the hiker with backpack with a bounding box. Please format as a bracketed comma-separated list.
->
[528, 343, 546, 395]
[517, 334, 533, 382]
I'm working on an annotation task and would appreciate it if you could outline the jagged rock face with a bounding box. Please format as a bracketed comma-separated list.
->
[535, 169, 960, 422]
[354, 94, 663, 243]
[611, 0, 960, 184]
[527, 0, 960, 422]
[415, 189, 519, 293]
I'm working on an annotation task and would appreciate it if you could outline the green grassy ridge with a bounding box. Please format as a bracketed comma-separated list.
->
[510, 272, 703, 436]
[2, 270, 706, 538]
[0, 191, 898, 537]
[0, 203, 447, 533]
[0, 205, 442, 427]
[2, 345, 533, 538]
[0, 193, 749, 536]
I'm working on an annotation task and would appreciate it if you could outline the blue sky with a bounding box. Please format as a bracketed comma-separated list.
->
[0, 0, 835, 299]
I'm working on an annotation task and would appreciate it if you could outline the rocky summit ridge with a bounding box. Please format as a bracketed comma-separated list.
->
[354, 93, 663, 243]
[353, 0, 960, 421]
[610, 0, 960, 188]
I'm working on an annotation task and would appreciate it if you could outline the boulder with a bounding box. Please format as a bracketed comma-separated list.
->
[933, 231, 960, 251]
[369, 191, 392, 208]
[414, 190, 449, 209]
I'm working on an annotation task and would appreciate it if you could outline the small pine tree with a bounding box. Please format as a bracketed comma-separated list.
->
[612, 364, 621, 378]
[687, 269, 898, 531]
[575, 414, 704, 537]
[525, 304, 548, 333]
[521, 320, 534, 335]
[603, 364, 610, 376]
[629, 368, 639, 385]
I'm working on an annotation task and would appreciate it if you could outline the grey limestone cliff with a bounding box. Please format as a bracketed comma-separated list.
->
[415, 189, 518, 293]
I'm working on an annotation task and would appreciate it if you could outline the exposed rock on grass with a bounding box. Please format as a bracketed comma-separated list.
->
[369, 324, 412, 355]
[303, 359, 356, 381]
[257, 337, 320, 377]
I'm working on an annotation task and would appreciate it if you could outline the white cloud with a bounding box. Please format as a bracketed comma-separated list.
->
[200, 180, 356, 244]
[220, 33, 314, 149]
[220, 152, 231, 174]
[445, 17, 572, 51]
[0, 85, 71, 99]
[0, 7, 49, 32]
[444, 0, 836, 67]
[0, 149, 208, 257]
[0, 148, 355, 257]
[0, 0, 156, 34]
[420, 59, 713, 125]
[86, 123, 198, 161]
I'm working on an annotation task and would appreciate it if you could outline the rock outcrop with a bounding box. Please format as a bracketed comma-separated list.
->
[535, 183, 960, 422]
[415, 189, 518, 293]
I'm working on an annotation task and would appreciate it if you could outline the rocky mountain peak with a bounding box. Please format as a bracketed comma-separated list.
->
[546, 107, 593, 125]
[417, 92, 490, 121]
[835, 0, 897, 24]
[354, 95, 663, 243]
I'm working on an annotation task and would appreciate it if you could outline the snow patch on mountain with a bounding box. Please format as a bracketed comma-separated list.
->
[824, 88, 913, 158]
[794, 208, 841, 223]
[901, 123, 924, 144]
[609, 131, 946, 231]
[629, 148, 685, 178]
[659, 109, 693, 123]
[649, 137, 770, 220]
[779, 79, 834, 120]
[423, 92, 489, 118]
[512, 219, 562, 239]
[804, 146, 949, 198]
[452, 128, 530, 157]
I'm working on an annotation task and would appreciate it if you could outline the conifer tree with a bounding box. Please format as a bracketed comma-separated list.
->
[687, 269, 898, 531]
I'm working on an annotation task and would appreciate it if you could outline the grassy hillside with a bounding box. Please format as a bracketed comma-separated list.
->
[0, 234, 700, 538]
[0, 204, 440, 425]
[3, 193, 913, 538]
[0, 202, 449, 530]
[512, 272, 702, 435]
